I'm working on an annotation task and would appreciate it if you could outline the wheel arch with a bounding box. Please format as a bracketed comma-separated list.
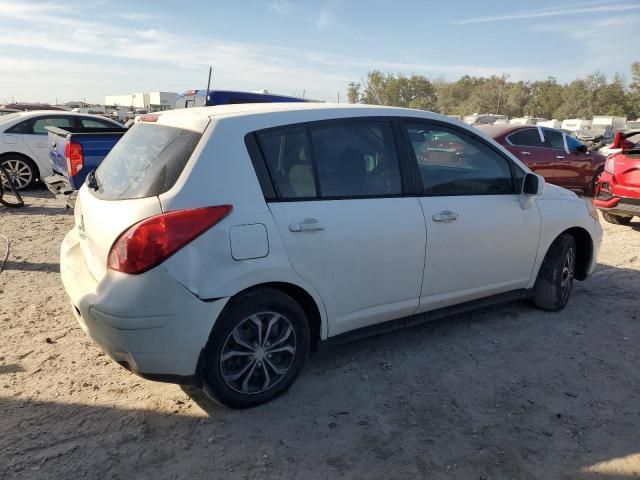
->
[222, 281, 325, 350]
[558, 226, 594, 281]
[0, 151, 41, 179]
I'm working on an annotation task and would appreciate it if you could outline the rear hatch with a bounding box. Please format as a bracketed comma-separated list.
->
[47, 127, 70, 175]
[75, 113, 210, 281]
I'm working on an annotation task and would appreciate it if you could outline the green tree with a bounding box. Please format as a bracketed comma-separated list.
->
[347, 82, 361, 104]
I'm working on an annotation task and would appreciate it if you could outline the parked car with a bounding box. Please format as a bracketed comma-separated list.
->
[599, 130, 640, 157]
[60, 103, 602, 408]
[0, 108, 20, 116]
[594, 142, 640, 225]
[0, 111, 121, 189]
[174, 89, 309, 109]
[1, 103, 68, 111]
[462, 114, 507, 126]
[43, 124, 127, 206]
[478, 124, 606, 195]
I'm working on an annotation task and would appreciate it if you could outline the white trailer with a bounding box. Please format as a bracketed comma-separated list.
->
[561, 119, 592, 132]
[592, 116, 627, 132]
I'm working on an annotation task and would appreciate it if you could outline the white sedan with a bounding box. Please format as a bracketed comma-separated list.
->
[0, 110, 121, 189]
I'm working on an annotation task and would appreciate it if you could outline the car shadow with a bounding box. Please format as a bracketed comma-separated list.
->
[1, 260, 59, 273]
[1, 185, 70, 215]
[4, 264, 640, 479]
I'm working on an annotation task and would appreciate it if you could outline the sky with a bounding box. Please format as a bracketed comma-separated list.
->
[0, 0, 638, 104]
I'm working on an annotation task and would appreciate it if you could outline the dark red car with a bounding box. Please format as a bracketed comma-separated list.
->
[478, 125, 606, 195]
[594, 140, 640, 225]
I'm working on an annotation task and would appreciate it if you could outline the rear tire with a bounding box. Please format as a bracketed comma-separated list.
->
[203, 288, 310, 409]
[532, 234, 577, 312]
[602, 212, 633, 225]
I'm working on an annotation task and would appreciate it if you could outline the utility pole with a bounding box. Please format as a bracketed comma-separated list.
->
[337, 92, 340, 103]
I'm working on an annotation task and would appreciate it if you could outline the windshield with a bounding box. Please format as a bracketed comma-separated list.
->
[93, 123, 202, 200]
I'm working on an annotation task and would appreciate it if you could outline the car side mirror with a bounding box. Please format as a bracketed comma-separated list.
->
[522, 173, 544, 195]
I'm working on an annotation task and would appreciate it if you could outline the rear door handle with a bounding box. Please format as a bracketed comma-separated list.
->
[556, 155, 565, 159]
[432, 210, 459, 222]
[289, 218, 325, 232]
[521, 151, 531, 155]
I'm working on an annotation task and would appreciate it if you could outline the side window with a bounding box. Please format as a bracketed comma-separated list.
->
[406, 123, 514, 196]
[544, 129, 565, 150]
[80, 117, 114, 128]
[5, 120, 32, 134]
[309, 122, 401, 197]
[31, 116, 74, 134]
[508, 128, 545, 148]
[257, 128, 316, 199]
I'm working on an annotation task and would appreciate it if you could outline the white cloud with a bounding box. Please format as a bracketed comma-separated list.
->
[266, 0, 293, 15]
[451, 1, 640, 25]
[530, 13, 640, 78]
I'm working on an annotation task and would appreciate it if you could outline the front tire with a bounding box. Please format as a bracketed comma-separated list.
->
[602, 212, 633, 225]
[203, 288, 310, 409]
[532, 234, 577, 312]
[0, 156, 38, 190]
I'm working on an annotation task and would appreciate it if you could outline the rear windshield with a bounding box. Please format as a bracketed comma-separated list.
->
[93, 123, 201, 200]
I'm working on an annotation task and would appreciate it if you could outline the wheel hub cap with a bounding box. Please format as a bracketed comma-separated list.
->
[561, 247, 575, 301]
[1, 159, 32, 189]
[220, 312, 296, 395]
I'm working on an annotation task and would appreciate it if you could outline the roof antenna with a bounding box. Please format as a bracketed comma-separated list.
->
[205, 66, 213, 105]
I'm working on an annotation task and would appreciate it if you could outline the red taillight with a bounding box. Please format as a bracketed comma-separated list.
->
[108, 205, 232, 274]
[65, 141, 83, 177]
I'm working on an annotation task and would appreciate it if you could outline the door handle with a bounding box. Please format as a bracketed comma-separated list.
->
[289, 219, 325, 232]
[521, 151, 531, 155]
[36, 143, 47, 147]
[432, 210, 459, 222]
[556, 155, 565, 159]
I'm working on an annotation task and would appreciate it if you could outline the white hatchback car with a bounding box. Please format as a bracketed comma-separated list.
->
[60, 103, 602, 408]
[0, 110, 121, 189]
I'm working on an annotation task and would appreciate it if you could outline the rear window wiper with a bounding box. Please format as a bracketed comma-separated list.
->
[86, 170, 99, 191]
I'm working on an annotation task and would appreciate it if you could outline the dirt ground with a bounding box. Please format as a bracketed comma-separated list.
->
[1, 188, 640, 480]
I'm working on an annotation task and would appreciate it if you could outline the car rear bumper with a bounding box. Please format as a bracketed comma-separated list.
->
[43, 174, 77, 208]
[594, 173, 640, 217]
[60, 227, 229, 383]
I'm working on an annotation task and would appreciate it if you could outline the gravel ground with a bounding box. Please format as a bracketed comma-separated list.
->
[1, 188, 640, 480]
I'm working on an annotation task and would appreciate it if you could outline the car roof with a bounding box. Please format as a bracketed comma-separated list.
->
[11, 110, 107, 118]
[475, 124, 529, 137]
[159, 102, 459, 123]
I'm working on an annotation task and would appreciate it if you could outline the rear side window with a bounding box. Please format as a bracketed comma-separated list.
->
[258, 128, 316, 199]
[81, 117, 116, 128]
[544, 129, 564, 150]
[93, 123, 201, 200]
[256, 121, 402, 200]
[310, 122, 401, 197]
[508, 128, 545, 148]
[32, 116, 74, 134]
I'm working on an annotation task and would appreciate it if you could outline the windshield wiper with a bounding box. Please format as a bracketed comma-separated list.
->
[86, 170, 99, 191]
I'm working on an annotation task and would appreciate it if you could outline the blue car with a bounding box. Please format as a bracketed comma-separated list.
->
[174, 89, 309, 109]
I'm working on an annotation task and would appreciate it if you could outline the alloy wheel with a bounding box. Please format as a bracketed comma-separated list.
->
[561, 247, 575, 301]
[220, 312, 297, 394]
[1, 159, 33, 190]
